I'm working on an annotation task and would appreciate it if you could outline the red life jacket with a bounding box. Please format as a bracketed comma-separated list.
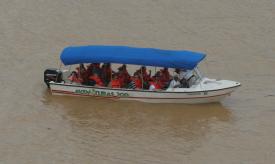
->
[89, 75, 104, 86]
[161, 70, 171, 82]
[111, 79, 121, 88]
[118, 72, 130, 87]
[142, 70, 152, 82]
[150, 81, 162, 90]
[68, 74, 83, 83]
[123, 70, 131, 83]
[118, 74, 125, 86]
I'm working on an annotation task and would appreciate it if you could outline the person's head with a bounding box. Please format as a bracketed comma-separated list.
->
[155, 71, 161, 77]
[141, 66, 146, 71]
[155, 72, 161, 81]
[102, 63, 109, 68]
[94, 63, 100, 67]
[175, 68, 180, 73]
[112, 73, 118, 79]
[118, 70, 124, 76]
[133, 71, 140, 77]
[163, 68, 168, 71]
[134, 74, 139, 79]
[173, 75, 179, 81]
[79, 64, 85, 71]
[119, 64, 127, 72]
[71, 71, 77, 76]
[118, 66, 123, 72]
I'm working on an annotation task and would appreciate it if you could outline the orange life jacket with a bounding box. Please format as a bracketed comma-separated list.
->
[161, 70, 171, 82]
[89, 75, 104, 86]
[111, 79, 121, 88]
[141, 70, 152, 82]
[150, 81, 162, 90]
[68, 74, 83, 83]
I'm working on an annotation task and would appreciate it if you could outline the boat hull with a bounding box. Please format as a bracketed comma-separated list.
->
[49, 83, 239, 104]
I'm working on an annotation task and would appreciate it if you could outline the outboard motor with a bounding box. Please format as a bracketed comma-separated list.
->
[44, 68, 63, 88]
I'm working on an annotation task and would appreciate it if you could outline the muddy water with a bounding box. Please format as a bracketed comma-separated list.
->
[0, 0, 275, 163]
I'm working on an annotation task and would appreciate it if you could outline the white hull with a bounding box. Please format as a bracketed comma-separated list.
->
[49, 78, 240, 104]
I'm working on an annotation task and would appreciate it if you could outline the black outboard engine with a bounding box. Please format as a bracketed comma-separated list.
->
[44, 68, 63, 88]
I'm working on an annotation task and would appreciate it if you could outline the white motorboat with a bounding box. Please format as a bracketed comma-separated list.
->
[44, 45, 241, 104]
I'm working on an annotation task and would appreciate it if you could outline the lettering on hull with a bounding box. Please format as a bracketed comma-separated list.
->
[75, 89, 129, 97]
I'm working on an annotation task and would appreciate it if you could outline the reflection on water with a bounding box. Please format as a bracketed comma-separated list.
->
[42, 90, 231, 131]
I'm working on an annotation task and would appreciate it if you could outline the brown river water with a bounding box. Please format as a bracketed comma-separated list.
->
[1, 0, 275, 163]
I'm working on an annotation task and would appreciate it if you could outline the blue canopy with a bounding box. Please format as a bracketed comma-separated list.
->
[60, 45, 206, 69]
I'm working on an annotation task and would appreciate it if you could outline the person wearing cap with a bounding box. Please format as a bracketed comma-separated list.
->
[168, 75, 181, 88]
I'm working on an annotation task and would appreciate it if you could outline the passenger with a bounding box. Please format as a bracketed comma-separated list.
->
[128, 73, 142, 89]
[159, 70, 171, 88]
[149, 76, 162, 91]
[152, 71, 166, 88]
[117, 65, 131, 87]
[153, 71, 161, 79]
[117, 70, 126, 87]
[133, 73, 142, 89]
[110, 74, 121, 88]
[120, 64, 131, 83]
[139, 66, 151, 82]
[77, 63, 86, 72]
[68, 71, 83, 84]
[76, 64, 88, 83]
[76, 64, 86, 75]
[88, 73, 104, 87]
[134, 66, 151, 89]
[93, 63, 102, 75]
[160, 68, 171, 82]
[176, 69, 192, 87]
[174, 68, 181, 79]
[86, 63, 94, 76]
[101, 63, 112, 86]
[168, 75, 181, 88]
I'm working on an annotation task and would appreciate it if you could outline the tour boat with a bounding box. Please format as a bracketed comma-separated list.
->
[44, 45, 241, 104]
